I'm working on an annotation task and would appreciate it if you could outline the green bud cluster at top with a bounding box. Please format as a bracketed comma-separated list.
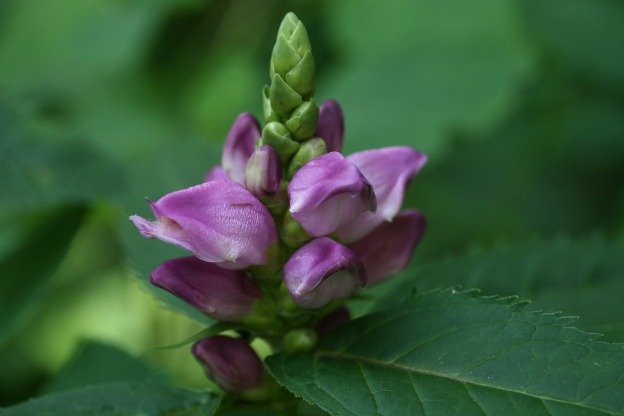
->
[259, 13, 323, 179]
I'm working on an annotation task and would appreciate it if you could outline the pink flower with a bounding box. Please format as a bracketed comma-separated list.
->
[220, 113, 261, 184]
[192, 336, 264, 393]
[315, 99, 344, 152]
[348, 209, 426, 285]
[288, 152, 377, 237]
[150, 256, 264, 321]
[283, 237, 367, 309]
[130, 181, 277, 270]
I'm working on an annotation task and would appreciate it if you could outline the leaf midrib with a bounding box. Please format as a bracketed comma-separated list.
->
[314, 350, 617, 415]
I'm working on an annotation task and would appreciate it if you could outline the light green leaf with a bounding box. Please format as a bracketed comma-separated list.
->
[0, 205, 88, 347]
[2, 381, 221, 416]
[268, 289, 624, 416]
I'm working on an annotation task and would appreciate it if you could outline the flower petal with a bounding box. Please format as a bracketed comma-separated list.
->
[192, 336, 264, 393]
[130, 181, 278, 269]
[151, 256, 263, 321]
[337, 146, 427, 242]
[283, 237, 367, 309]
[204, 166, 229, 182]
[288, 152, 376, 237]
[348, 209, 426, 285]
[314, 99, 344, 152]
[222, 113, 261, 184]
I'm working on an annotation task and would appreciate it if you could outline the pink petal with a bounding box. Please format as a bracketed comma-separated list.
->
[130, 181, 277, 269]
[288, 152, 376, 237]
[315, 99, 344, 152]
[337, 147, 427, 242]
[349, 209, 426, 285]
[221, 113, 261, 184]
[151, 256, 263, 321]
[283, 237, 367, 309]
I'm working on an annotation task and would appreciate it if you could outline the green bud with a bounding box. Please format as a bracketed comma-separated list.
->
[282, 210, 311, 248]
[287, 137, 327, 179]
[285, 50, 315, 97]
[272, 13, 312, 73]
[269, 73, 303, 116]
[283, 328, 318, 353]
[261, 122, 300, 161]
[243, 297, 280, 332]
[285, 99, 320, 141]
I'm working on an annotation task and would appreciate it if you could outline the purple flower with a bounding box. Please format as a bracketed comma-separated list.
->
[130, 181, 278, 269]
[315, 100, 344, 152]
[192, 336, 264, 393]
[283, 237, 367, 309]
[150, 256, 263, 321]
[244, 145, 282, 198]
[221, 113, 261, 184]
[349, 209, 426, 285]
[288, 152, 377, 237]
[336, 146, 427, 242]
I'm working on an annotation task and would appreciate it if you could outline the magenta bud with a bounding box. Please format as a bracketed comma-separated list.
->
[221, 113, 261, 184]
[150, 256, 263, 321]
[129, 181, 278, 269]
[283, 237, 367, 309]
[314, 100, 344, 152]
[288, 152, 377, 237]
[337, 146, 427, 242]
[349, 209, 426, 285]
[192, 336, 264, 393]
[244, 145, 282, 198]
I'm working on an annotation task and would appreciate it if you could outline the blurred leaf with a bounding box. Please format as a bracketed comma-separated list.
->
[362, 234, 624, 342]
[322, 0, 535, 158]
[2, 381, 221, 416]
[0, 204, 88, 347]
[41, 341, 165, 395]
[521, 0, 624, 88]
[269, 288, 624, 416]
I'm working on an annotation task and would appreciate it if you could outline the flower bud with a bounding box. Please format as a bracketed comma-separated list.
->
[349, 210, 426, 285]
[283, 328, 318, 353]
[283, 237, 367, 309]
[288, 152, 377, 237]
[192, 336, 264, 393]
[286, 138, 327, 179]
[244, 145, 282, 198]
[262, 85, 278, 123]
[285, 99, 319, 141]
[315, 100, 344, 152]
[130, 181, 278, 269]
[150, 256, 263, 321]
[270, 12, 315, 97]
[221, 113, 261, 184]
[269, 73, 303, 116]
[260, 121, 300, 161]
[336, 146, 427, 242]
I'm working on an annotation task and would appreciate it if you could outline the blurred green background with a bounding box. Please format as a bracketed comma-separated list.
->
[0, 0, 623, 407]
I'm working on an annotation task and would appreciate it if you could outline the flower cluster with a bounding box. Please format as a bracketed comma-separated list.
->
[130, 12, 426, 396]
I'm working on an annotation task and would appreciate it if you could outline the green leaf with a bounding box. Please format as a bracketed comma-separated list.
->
[363, 235, 624, 341]
[268, 289, 624, 416]
[0, 204, 88, 347]
[2, 381, 221, 416]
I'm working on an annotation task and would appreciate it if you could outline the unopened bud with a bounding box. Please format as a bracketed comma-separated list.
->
[287, 137, 327, 179]
[285, 99, 319, 141]
[283, 328, 318, 353]
[245, 145, 282, 198]
[269, 73, 303, 116]
[261, 121, 300, 161]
